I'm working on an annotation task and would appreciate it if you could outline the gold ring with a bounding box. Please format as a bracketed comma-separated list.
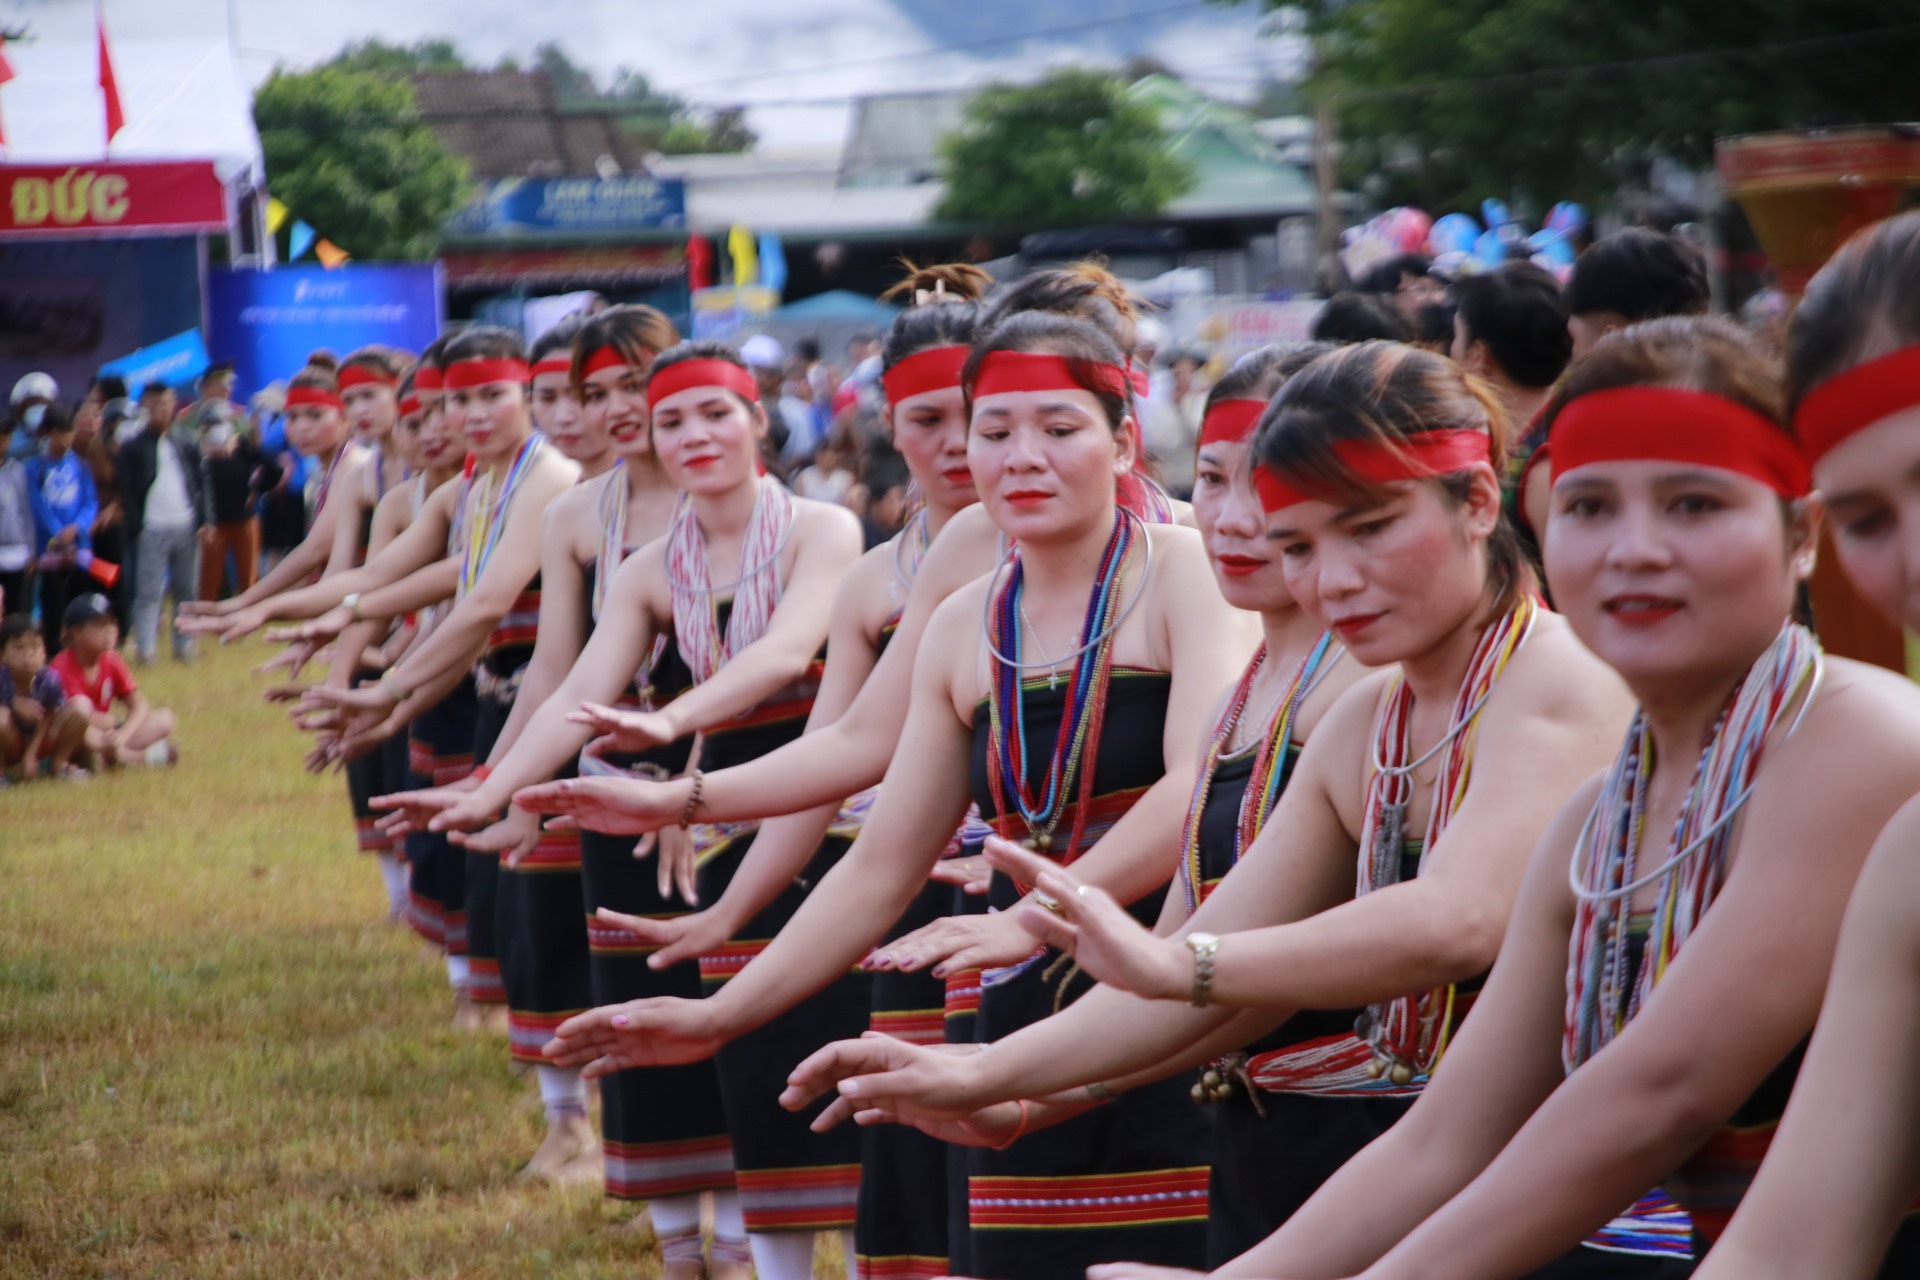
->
[1033, 891, 1063, 915]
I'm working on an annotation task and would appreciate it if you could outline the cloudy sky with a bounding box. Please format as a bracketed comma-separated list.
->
[10, 0, 1305, 147]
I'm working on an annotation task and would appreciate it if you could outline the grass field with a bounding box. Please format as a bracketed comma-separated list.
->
[0, 637, 728, 1278]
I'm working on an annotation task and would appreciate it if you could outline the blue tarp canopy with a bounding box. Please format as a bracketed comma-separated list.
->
[770, 290, 900, 323]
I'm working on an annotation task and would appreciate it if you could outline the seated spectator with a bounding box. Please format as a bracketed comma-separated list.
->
[1564, 225, 1709, 358]
[1311, 291, 1412, 345]
[0, 613, 90, 781]
[793, 438, 866, 514]
[48, 593, 178, 769]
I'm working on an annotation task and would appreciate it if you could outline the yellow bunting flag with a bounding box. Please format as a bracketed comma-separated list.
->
[265, 197, 290, 234]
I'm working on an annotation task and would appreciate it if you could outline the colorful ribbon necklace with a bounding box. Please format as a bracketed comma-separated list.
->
[1179, 630, 1342, 915]
[1355, 595, 1537, 1083]
[984, 511, 1139, 860]
[1564, 623, 1821, 1071]
[453, 433, 544, 600]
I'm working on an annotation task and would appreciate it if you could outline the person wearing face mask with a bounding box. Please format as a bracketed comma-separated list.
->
[8, 373, 57, 463]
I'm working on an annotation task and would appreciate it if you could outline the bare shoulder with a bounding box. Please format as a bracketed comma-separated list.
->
[1307, 666, 1398, 763]
[1793, 656, 1920, 767]
[1495, 610, 1634, 726]
[791, 494, 864, 544]
[546, 478, 604, 555]
[1141, 519, 1207, 567]
[839, 540, 904, 635]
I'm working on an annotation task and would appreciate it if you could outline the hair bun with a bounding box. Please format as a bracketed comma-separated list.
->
[881, 261, 992, 306]
[305, 349, 340, 373]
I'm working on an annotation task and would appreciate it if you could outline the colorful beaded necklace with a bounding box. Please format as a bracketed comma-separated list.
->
[453, 432, 544, 600]
[984, 511, 1140, 861]
[1564, 622, 1821, 1070]
[1356, 594, 1537, 1083]
[1179, 631, 1341, 915]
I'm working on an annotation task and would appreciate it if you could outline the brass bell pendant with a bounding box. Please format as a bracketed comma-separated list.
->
[1366, 1056, 1388, 1079]
[1389, 1062, 1415, 1087]
[1190, 1081, 1210, 1104]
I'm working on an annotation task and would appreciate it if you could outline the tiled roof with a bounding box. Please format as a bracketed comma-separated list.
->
[411, 69, 646, 179]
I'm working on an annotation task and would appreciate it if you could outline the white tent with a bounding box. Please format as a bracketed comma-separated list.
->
[1, 33, 262, 183]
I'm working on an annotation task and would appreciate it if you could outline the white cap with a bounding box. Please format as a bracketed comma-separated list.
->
[740, 334, 787, 370]
[10, 372, 56, 405]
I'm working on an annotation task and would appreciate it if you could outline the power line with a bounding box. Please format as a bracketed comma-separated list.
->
[657, 0, 1219, 93]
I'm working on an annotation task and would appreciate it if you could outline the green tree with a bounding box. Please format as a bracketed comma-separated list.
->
[1283, 0, 1920, 211]
[253, 67, 470, 261]
[327, 37, 466, 77]
[935, 68, 1194, 228]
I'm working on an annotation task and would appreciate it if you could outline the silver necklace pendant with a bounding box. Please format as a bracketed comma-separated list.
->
[1372, 799, 1407, 888]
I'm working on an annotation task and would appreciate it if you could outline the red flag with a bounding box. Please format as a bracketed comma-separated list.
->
[0, 36, 15, 147]
[98, 6, 126, 143]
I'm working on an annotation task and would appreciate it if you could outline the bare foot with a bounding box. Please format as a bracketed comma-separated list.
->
[549, 1146, 604, 1187]
[663, 1259, 707, 1280]
[709, 1256, 753, 1280]
[515, 1114, 598, 1183]
[452, 991, 487, 1031]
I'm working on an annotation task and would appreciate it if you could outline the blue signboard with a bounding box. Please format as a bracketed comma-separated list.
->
[205, 264, 443, 400]
[98, 328, 210, 394]
[446, 176, 688, 238]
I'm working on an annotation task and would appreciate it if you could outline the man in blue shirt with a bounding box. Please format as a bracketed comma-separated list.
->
[25, 405, 98, 652]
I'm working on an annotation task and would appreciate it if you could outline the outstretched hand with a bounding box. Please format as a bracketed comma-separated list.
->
[372, 774, 485, 838]
[454, 807, 541, 867]
[927, 853, 993, 896]
[985, 837, 1188, 1002]
[570, 701, 680, 757]
[512, 774, 684, 835]
[592, 902, 729, 970]
[543, 995, 728, 1076]
[862, 909, 1042, 980]
[780, 1031, 992, 1124]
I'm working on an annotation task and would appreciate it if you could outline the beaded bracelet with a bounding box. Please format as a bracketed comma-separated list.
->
[679, 769, 705, 828]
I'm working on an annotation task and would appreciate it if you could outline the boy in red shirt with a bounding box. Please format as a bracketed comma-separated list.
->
[50, 593, 179, 768]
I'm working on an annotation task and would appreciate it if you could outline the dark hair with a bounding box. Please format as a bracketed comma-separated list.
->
[1311, 292, 1412, 345]
[530, 312, 590, 367]
[415, 334, 452, 376]
[963, 310, 1159, 517]
[1453, 263, 1574, 388]
[442, 325, 527, 366]
[140, 382, 173, 401]
[568, 305, 680, 390]
[341, 344, 410, 385]
[880, 262, 992, 373]
[287, 359, 339, 399]
[985, 261, 1140, 351]
[89, 375, 128, 402]
[1355, 253, 1433, 295]
[1564, 228, 1709, 322]
[1542, 314, 1786, 438]
[1207, 342, 1336, 412]
[0, 613, 37, 647]
[1787, 210, 1920, 413]
[1256, 341, 1532, 617]
[794, 337, 821, 363]
[304, 349, 340, 373]
[40, 403, 74, 434]
[1412, 300, 1457, 351]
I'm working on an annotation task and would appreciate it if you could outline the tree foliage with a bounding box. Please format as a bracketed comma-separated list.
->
[253, 67, 469, 261]
[936, 69, 1194, 228]
[1287, 0, 1920, 211]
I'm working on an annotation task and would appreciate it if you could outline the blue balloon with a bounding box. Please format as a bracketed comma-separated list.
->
[1473, 229, 1508, 266]
[1481, 198, 1514, 231]
[1527, 229, 1576, 268]
[1545, 201, 1590, 237]
[1430, 213, 1481, 255]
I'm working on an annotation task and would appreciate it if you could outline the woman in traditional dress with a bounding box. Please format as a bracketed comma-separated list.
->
[983, 316, 1920, 1280]
[1679, 213, 1920, 1280]
[540, 312, 1254, 1280]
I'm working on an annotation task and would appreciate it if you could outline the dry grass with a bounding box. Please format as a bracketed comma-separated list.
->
[0, 638, 713, 1278]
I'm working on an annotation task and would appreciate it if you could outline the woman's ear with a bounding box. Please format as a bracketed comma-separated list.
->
[748, 399, 771, 442]
[1460, 462, 1504, 540]
[1788, 494, 1824, 582]
[1113, 414, 1141, 476]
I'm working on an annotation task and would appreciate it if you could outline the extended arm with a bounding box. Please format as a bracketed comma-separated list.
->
[483, 501, 590, 764]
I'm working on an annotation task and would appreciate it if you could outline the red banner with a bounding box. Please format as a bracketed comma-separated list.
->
[0, 161, 227, 237]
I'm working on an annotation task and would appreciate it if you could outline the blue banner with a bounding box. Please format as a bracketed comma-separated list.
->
[205, 265, 443, 400]
[97, 327, 209, 395]
[446, 176, 688, 238]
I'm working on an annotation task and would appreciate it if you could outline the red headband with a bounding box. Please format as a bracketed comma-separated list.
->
[1253, 429, 1492, 514]
[883, 345, 968, 406]
[1794, 345, 1920, 471]
[444, 358, 530, 390]
[1199, 399, 1267, 448]
[284, 385, 344, 411]
[581, 346, 634, 379]
[1552, 386, 1810, 497]
[646, 358, 760, 410]
[397, 394, 423, 419]
[414, 366, 443, 392]
[971, 351, 1132, 402]
[338, 364, 398, 392]
[530, 354, 573, 379]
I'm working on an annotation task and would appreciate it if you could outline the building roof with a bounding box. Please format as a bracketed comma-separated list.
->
[411, 69, 647, 180]
[839, 90, 968, 188]
[1125, 75, 1316, 219]
[648, 148, 948, 237]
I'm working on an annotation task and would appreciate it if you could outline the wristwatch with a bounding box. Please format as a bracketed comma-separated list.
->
[1185, 931, 1221, 1008]
[343, 591, 363, 622]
